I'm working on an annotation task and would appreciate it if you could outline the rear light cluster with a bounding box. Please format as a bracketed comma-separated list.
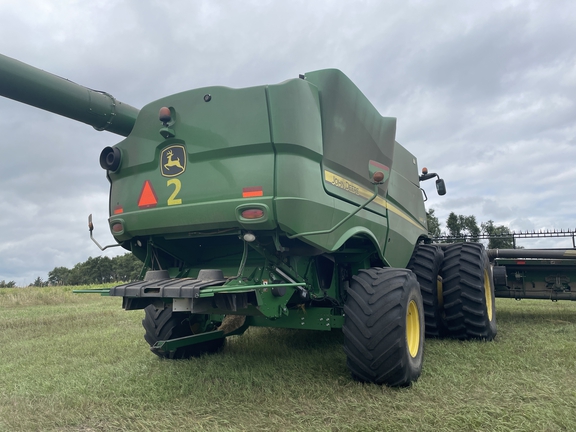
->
[236, 203, 268, 223]
[239, 186, 266, 220]
[111, 221, 124, 234]
[241, 209, 264, 219]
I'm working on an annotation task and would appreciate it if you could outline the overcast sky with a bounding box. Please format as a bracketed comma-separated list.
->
[1, 0, 575, 285]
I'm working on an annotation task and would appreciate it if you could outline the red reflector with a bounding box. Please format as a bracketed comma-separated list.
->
[241, 209, 264, 219]
[138, 181, 158, 208]
[113, 206, 123, 215]
[516, 261, 526, 265]
[112, 223, 123, 233]
[242, 186, 263, 198]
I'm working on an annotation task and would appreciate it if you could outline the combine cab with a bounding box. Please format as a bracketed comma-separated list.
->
[1, 53, 499, 387]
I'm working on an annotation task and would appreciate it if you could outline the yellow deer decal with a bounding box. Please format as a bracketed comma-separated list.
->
[164, 150, 184, 171]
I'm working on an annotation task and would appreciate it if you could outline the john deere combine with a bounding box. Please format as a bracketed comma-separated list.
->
[0, 53, 498, 386]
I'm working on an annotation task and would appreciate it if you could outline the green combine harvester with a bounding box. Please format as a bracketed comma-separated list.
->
[1, 53, 500, 386]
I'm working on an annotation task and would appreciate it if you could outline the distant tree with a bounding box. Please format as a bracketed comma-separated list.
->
[0, 280, 16, 288]
[46, 253, 144, 286]
[82, 256, 114, 284]
[426, 208, 441, 237]
[66, 265, 85, 285]
[445, 212, 480, 243]
[113, 253, 143, 282]
[30, 276, 45, 287]
[48, 266, 71, 286]
[481, 220, 514, 249]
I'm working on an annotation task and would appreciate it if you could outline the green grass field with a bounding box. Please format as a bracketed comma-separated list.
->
[1, 286, 575, 431]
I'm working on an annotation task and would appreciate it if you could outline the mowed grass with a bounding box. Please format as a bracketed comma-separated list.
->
[1, 287, 576, 431]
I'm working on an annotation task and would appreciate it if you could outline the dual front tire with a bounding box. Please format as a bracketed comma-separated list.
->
[441, 242, 497, 340]
[408, 242, 497, 340]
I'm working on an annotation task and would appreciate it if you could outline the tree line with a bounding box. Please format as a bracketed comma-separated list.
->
[427, 209, 514, 249]
[28, 253, 144, 287]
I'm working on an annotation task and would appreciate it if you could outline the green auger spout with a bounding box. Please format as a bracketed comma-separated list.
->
[0, 53, 139, 137]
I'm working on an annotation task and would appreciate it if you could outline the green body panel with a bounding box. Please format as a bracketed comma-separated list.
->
[109, 85, 276, 242]
[248, 309, 345, 331]
[385, 142, 428, 267]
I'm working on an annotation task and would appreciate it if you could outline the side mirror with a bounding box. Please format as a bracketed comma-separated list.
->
[436, 178, 446, 196]
[420, 167, 446, 196]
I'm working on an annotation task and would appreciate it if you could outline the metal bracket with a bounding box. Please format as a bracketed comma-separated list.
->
[88, 214, 121, 251]
[151, 330, 225, 354]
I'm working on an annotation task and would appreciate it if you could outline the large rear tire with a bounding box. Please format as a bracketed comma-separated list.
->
[343, 267, 424, 387]
[441, 243, 497, 340]
[143, 304, 225, 359]
[407, 244, 445, 338]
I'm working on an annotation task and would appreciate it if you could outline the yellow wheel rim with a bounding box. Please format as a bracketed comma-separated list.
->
[437, 276, 443, 309]
[484, 269, 493, 321]
[406, 300, 421, 358]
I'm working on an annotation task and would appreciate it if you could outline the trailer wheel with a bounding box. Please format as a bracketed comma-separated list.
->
[441, 243, 497, 340]
[143, 304, 225, 359]
[343, 267, 424, 386]
[407, 244, 446, 338]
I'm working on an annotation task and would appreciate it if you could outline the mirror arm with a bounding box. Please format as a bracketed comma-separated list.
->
[419, 172, 439, 182]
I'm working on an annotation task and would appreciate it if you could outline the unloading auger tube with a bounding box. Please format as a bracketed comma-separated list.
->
[0, 53, 139, 137]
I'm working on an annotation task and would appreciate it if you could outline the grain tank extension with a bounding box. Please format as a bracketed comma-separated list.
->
[1, 53, 498, 387]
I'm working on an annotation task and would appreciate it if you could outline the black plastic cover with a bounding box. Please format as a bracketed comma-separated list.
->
[109, 277, 226, 299]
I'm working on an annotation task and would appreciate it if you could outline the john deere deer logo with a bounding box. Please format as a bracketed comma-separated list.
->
[161, 145, 186, 177]
[165, 150, 184, 170]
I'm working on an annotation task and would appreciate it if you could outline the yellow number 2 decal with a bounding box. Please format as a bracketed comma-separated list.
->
[167, 179, 182, 205]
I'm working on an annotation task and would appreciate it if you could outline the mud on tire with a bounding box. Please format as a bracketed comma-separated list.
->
[143, 304, 225, 359]
[407, 244, 445, 338]
[440, 242, 497, 340]
[343, 267, 424, 387]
